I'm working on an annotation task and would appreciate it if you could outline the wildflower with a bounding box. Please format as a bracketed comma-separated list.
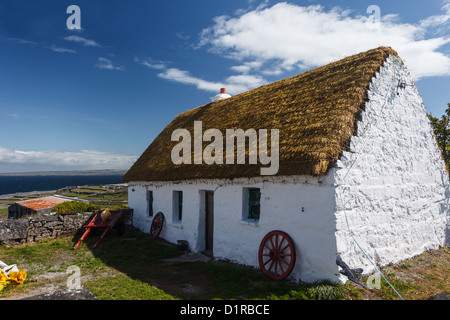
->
[7, 270, 27, 285]
[0, 271, 7, 291]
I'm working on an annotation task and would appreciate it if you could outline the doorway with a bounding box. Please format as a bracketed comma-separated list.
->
[203, 190, 214, 256]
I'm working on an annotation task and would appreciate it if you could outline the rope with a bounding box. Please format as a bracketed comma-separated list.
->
[336, 186, 404, 300]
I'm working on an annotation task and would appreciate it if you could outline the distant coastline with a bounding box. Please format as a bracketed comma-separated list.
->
[0, 189, 62, 199]
[0, 169, 127, 176]
[0, 173, 127, 196]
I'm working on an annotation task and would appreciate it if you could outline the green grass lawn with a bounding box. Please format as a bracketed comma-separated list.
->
[1, 225, 447, 300]
[0, 227, 345, 300]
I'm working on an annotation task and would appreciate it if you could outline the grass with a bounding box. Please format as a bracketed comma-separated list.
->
[0, 226, 448, 300]
[87, 274, 176, 300]
[0, 228, 345, 300]
[344, 247, 450, 300]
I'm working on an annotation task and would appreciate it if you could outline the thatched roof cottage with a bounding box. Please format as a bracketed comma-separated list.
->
[123, 47, 449, 283]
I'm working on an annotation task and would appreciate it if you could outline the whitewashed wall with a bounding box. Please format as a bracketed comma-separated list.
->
[128, 175, 339, 283]
[334, 55, 450, 276]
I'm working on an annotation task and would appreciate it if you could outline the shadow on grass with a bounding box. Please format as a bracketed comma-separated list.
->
[70, 226, 342, 300]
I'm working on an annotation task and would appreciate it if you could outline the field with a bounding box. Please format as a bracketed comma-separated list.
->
[0, 184, 127, 220]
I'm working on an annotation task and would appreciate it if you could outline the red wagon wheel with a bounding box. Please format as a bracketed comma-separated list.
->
[150, 212, 165, 239]
[258, 230, 296, 280]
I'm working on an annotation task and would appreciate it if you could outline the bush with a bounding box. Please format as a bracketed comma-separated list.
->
[270, 281, 345, 300]
[51, 201, 103, 213]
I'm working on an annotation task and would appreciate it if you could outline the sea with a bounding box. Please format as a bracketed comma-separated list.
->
[0, 175, 126, 196]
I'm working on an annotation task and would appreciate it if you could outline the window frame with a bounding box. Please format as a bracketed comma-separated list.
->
[172, 190, 183, 223]
[243, 187, 261, 222]
[147, 190, 154, 217]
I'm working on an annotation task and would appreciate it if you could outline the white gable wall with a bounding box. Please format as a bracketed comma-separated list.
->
[128, 175, 339, 283]
[334, 55, 450, 276]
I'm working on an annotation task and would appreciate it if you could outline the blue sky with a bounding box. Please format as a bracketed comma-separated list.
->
[0, 0, 449, 173]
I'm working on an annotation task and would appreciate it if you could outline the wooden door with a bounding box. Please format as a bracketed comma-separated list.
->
[204, 191, 214, 255]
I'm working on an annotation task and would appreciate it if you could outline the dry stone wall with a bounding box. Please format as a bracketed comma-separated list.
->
[0, 213, 93, 245]
[0, 210, 133, 245]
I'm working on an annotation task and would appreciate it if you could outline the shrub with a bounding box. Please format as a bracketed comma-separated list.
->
[51, 201, 103, 213]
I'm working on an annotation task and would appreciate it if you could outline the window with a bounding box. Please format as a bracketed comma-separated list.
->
[243, 188, 261, 221]
[147, 190, 153, 217]
[172, 191, 183, 223]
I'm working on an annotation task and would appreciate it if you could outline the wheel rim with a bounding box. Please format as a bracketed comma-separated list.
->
[258, 230, 296, 280]
[150, 212, 164, 239]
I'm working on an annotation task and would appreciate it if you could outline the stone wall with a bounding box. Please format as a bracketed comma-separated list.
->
[0, 210, 133, 245]
[0, 213, 92, 245]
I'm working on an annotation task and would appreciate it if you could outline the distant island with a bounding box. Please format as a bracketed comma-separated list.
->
[0, 169, 127, 176]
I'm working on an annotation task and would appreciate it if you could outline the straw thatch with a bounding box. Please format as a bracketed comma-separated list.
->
[123, 47, 399, 182]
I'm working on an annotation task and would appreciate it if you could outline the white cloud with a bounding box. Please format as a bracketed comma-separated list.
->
[230, 61, 263, 74]
[141, 61, 166, 70]
[420, 1, 450, 29]
[158, 68, 266, 94]
[134, 57, 166, 70]
[6, 38, 37, 46]
[50, 45, 76, 54]
[7, 38, 78, 54]
[176, 32, 191, 41]
[6, 113, 20, 119]
[140, 2, 450, 95]
[95, 57, 125, 71]
[225, 74, 266, 90]
[198, 2, 450, 80]
[64, 35, 100, 47]
[0, 147, 136, 172]
[158, 68, 223, 92]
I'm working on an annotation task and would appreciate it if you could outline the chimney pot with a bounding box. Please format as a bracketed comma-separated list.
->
[210, 88, 231, 102]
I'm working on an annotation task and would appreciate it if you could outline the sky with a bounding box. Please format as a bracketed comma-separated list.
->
[0, 0, 449, 173]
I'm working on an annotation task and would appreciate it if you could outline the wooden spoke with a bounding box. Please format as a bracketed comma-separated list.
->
[258, 230, 296, 281]
[150, 212, 165, 239]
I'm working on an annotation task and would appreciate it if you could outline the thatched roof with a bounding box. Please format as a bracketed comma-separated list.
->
[123, 47, 399, 182]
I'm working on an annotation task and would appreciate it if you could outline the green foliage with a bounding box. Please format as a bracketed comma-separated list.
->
[428, 103, 450, 169]
[110, 204, 128, 210]
[307, 282, 345, 300]
[51, 201, 103, 213]
[270, 281, 345, 300]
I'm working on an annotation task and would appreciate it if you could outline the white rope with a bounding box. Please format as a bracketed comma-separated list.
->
[336, 186, 404, 300]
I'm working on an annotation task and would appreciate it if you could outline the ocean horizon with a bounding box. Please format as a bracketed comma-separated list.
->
[0, 174, 126, 196]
